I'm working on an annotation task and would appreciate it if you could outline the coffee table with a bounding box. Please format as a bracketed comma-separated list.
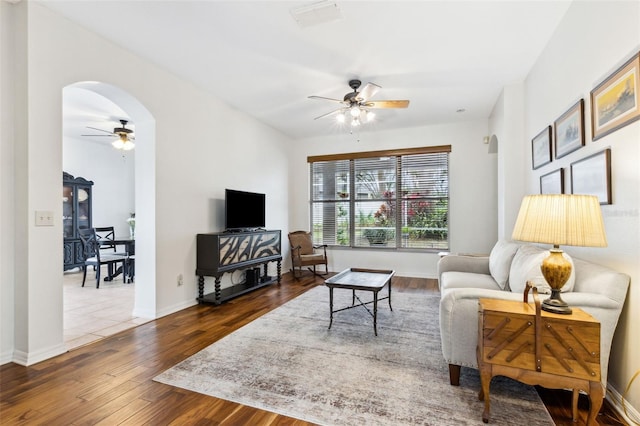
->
[324, 268, 395, 336]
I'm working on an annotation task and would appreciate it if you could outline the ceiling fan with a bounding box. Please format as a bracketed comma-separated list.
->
[82, 119, 135, 150]
[308, 79, 410, 126]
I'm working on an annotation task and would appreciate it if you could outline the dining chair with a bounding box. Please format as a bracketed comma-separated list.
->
[94, 226, 128, 256]
[78, 228, 128, 288]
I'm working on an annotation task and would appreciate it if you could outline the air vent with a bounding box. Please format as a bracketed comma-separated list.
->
[290, 1, 342, 28]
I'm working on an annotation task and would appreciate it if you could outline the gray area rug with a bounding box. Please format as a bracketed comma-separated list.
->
[154, 286, 553, 425]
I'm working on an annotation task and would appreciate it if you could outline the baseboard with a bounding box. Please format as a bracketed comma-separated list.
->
[11, 343, 67, 366]
[154, 299, 198, 319]
[607, 381, 640, 425]
[0, 349, 13, 365]
[131, 306, 157, 319]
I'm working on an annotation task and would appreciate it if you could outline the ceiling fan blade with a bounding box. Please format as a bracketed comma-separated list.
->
[356, 82, 381, 102]
[308, 95, 345, 103]
[85, 126, 115, 135]
[314, 108, 346, 120]
[365, 100, 410, 109]
[81, 134, 116, 137]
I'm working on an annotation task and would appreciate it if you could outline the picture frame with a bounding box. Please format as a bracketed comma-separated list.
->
[554, 99, 584, 159]
[540, 168, 564, 195]
[570, 149, 612, 205]
[591, 52, 640, 141]
[531, 126, 552, 169]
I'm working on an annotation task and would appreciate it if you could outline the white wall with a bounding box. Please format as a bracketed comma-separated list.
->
[0, 0, 17, 363]
[1, 1, 291, 365]
[289, 119, 497, 279]
[489, 83, 527, 239]
[523, 0, 640, 414]
[62, 136, 135, 237]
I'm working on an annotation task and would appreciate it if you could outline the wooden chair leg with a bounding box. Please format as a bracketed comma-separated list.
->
[82, 266, 87, 287]
[292, 265, 300, 280]
[95, 265, 100, 289]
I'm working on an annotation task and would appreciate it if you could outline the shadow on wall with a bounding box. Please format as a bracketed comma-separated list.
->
[488, 135, 498, 154]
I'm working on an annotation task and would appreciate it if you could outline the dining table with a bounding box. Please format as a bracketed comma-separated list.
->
[99, 236, 135, 283]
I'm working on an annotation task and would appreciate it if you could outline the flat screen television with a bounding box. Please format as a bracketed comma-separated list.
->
[225, 189, 266, 231]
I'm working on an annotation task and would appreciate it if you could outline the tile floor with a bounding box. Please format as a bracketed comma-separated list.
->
[64, 268, 150, 351]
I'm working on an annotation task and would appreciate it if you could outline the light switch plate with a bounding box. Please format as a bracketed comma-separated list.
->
[35, 210, 54, 226]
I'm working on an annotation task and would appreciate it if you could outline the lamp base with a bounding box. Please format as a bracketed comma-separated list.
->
[541, 289, 573, 315]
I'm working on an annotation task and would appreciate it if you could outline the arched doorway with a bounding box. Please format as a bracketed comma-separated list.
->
[62, 81, 156, 347]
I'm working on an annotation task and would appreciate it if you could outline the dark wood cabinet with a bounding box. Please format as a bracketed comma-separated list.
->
[196, 230, 282, 304]
[63, 172, 93, 270]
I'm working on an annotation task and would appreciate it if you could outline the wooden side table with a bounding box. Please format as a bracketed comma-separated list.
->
[477, 290, 602, 424]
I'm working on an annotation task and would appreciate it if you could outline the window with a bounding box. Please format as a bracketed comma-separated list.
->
[309, 146, 450, 251]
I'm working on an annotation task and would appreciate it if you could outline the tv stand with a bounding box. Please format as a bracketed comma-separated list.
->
[196, 230, 282, 305]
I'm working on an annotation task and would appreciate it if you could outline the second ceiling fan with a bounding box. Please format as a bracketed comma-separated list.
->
[82, 119, 135, 150]
[309, 79, 409, 126]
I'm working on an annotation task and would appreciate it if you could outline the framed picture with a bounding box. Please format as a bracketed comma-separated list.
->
[554, 99, 584, 159]
[591, 52, 640, 141]
[570, 149, 612, 205]
[540, 168, 564, 194]
[531, 126, 552, 169]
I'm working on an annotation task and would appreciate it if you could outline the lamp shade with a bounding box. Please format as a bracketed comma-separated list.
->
[512, 194, 607, 247]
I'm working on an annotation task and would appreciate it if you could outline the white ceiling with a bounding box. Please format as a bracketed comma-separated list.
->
[44, 0, 573, 141]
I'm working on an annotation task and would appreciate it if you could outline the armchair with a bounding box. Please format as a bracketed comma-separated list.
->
[288, 231, 328, 279]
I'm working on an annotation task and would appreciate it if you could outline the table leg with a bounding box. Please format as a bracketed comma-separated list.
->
[479, 362, 492, 423]
[373, 291, 378, 336]
[277, 260, 281, 284]
[214, 276, 222, 305]
[328, 287, 334, 330]
[198, 275, 205, 300]
[388, 278, 393, 311]
[586, 381, 604, 426]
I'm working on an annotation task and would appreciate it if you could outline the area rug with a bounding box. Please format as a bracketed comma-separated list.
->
[154, 286, 553, 425]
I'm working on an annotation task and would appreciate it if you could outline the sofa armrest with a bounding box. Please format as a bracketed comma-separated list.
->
[439, 288, 521, 370]
[437, 255, 490, 283]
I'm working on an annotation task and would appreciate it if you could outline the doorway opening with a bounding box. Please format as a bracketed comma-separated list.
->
[62, 81, 156, 349]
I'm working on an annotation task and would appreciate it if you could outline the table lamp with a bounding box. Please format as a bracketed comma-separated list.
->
[512, 194, 607, 314]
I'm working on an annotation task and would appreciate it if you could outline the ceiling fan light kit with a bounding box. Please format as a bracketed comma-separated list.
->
[112, 133, 135, 151]
[83, 119, 135, 151]
[309, 79, 409, 128]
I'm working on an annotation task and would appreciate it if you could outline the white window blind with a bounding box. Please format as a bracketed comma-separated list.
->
[309, 146, 450, 250]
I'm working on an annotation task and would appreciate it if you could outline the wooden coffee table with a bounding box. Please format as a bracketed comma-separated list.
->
[324, 268, 395, 336]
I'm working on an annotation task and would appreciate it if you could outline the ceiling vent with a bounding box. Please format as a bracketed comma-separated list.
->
[290, 1, 342, 28]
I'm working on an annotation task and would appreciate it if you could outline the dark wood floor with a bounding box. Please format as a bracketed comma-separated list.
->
[0, 272, 627, 425]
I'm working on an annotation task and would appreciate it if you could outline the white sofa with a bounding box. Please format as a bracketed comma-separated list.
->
[438, 240, 629, 391]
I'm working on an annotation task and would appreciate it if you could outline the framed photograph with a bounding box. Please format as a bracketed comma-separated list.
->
[540, 168, 564, 194]
[591, 52, 640, 141]
[570, 149, 612, 205]
[554, 99, 584, 159]
[531, 126, 552, 169]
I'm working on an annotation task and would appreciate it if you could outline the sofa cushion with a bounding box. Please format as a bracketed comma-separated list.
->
[509, 245, 575, 295]
[488, 240, 521, 290]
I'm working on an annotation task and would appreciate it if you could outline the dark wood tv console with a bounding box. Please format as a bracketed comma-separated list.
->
[196, 229, 282, 305]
